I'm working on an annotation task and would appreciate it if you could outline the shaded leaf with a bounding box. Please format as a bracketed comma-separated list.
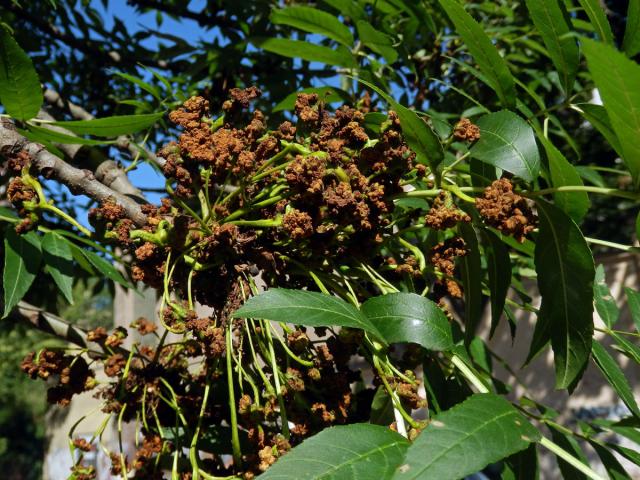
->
[271, 6, 353, 46]
[252, 38, 356, 67]
[594, 264, 619, 328]
[540, 136, 589, 223]
[233, 289, 383, 339]
[459, 223, 483, 343]
[589, 440, 631, 480]
[361, 292, 453, 351]
[393, 394, 540, 480]
[438, 0, 516, 109]
[484, 229, 511, 337]
[549, 427, 590, 480]
[592, 341, 640, 417]
[623, 0, 640, 57]
[625, 287, 640, 332]
[42, 232, 74, 304]
[582, 38, 640, 188]
[51, 112, 164, 137]
[259, 424, 409, 479]
[471, 111, 540, 182]
[525, 0, 579, 94]
[356, 20, 398, 63]
[112, 71, 163, 100]
[531, 200, 595, 389]
[574, 103, 623, 159]
[577, 0, 614, 45]
[78, 248, 132, 289]
[0, 26, 43, 120]
[502, 444, 539, 480]
[3, 230, 42, 318]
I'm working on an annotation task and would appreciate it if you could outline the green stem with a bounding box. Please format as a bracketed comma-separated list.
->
[264, 320, 290, 439]
[226, 324, 243, 468]
[44, 204, 92, 237]
[584, 236, 636, 252]
[526, 186, 640, 200]
[226, 217, 282, 228]
[190, 379, 212, 480]
[538, 437, 605, 480]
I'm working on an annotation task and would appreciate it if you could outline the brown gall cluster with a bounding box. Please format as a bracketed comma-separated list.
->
[476, 179, 537, 243]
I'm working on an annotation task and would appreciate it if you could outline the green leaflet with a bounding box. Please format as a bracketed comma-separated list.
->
[438, 0, 516, 109]
[3, 230, 42, 318]
[112, 71, 163, 100]
[361, 292, 454, 351]
[42, 232, 74, 304]
[0, 26, 43, 120]
[270, 6, 353, 46]
[575, 103, 623, 159]
[51, 112, 165, 138]
[356, 20, 398, 63]
[26, 123, 116, 146]
[258, 424, 409, 479]
[484, 229, 511, 337]
[232, 289, 384, 340]
[458, 223, 483, 343]
[75, 248, 132, 289]
[540, 136, 589, 224]
[525, 0, 579, 95]
[393, 394, 540, 480]
[471, 111, 541, 182]
[531, 200, 595, 389]
[623, 0, 640, 57]
[577, 0, 614, 45]
[582, 39, 640, 189]
[356, 79, 443, 172]
[593, 265, 619, 328]
[592, 341, 640, 418]
[252, 38, 356, 67]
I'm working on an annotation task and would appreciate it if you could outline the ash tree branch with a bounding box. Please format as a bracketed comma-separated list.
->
[0, 119, 148, 227]
[11, 301, 89, 349]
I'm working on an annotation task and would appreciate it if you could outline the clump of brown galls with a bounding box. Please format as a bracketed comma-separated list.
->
[453, 118, 481, 142]
[428, 237, 468, 298]
[425, 192, 471, 230]
[476, 179, 537, 243]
